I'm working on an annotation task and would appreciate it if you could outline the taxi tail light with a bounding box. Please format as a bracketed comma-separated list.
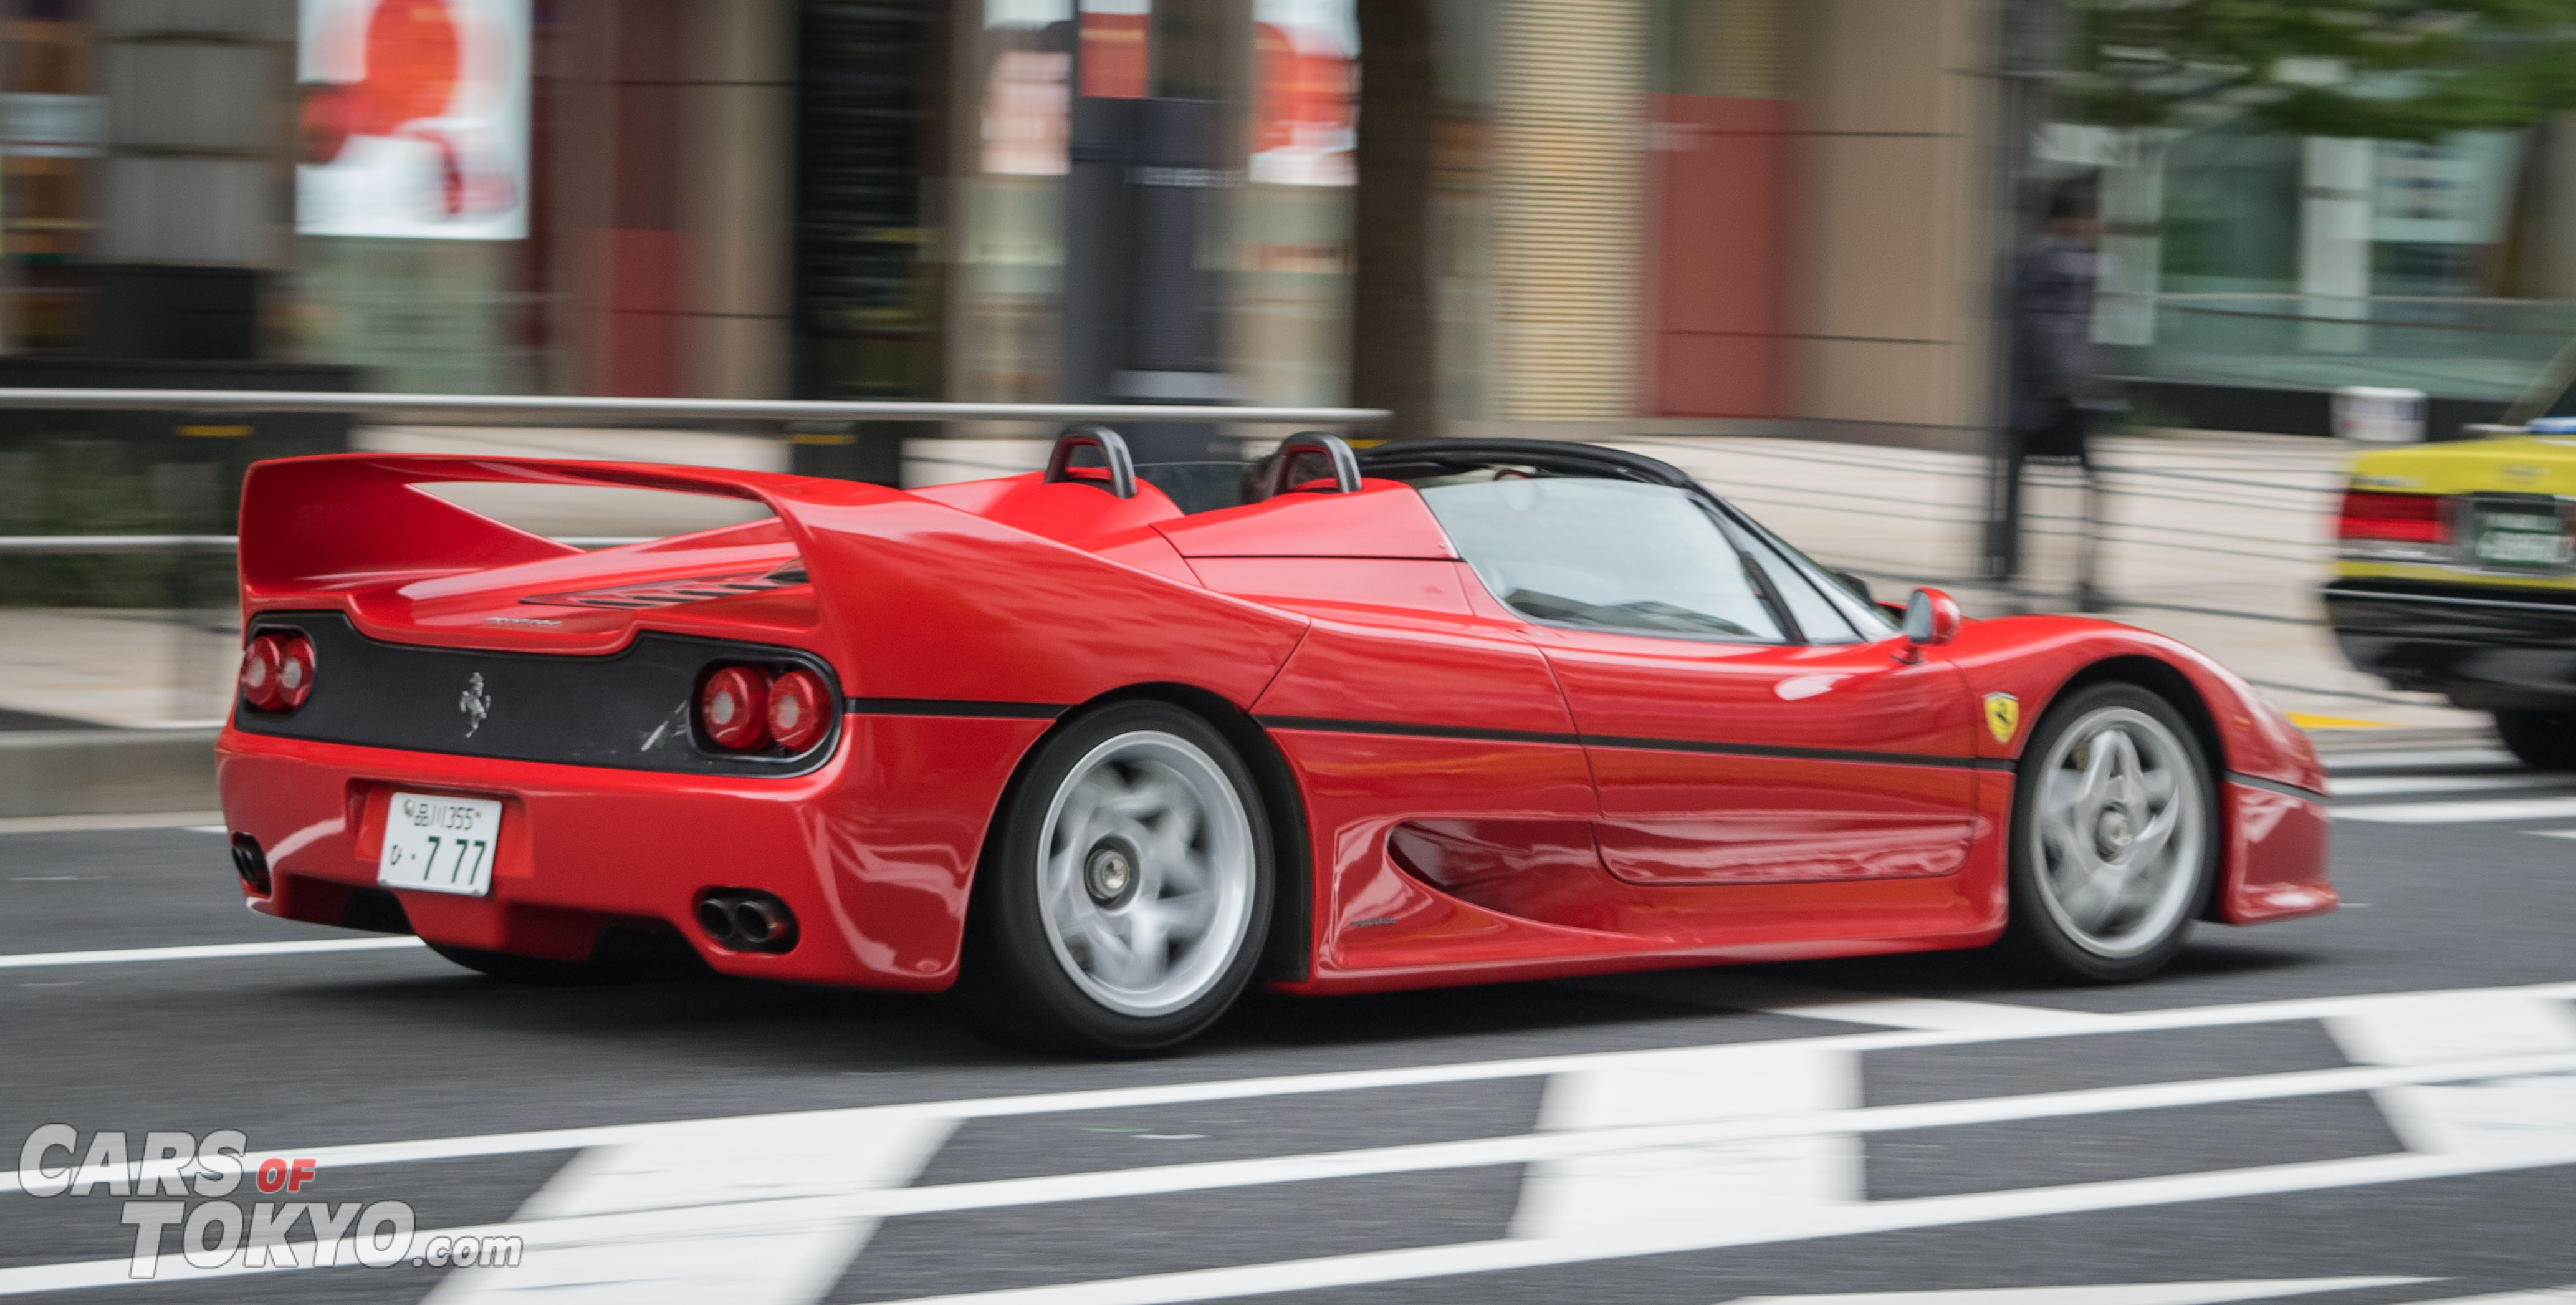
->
[696, 665, 770, 751]
[2337, 490, 2447, 544]
[765, 668, 831, 753]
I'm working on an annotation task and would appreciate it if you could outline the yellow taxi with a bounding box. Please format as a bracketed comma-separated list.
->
[2327, 415, 2576, 768]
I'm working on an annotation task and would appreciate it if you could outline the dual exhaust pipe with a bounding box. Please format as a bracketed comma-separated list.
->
[229, 834, 271, 896]
[694, 889, 797, 954]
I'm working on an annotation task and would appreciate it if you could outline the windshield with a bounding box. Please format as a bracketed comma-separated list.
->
[1418, 478, 1784, 641]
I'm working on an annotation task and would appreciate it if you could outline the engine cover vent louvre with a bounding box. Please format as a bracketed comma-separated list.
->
[524, 560, 808, 610]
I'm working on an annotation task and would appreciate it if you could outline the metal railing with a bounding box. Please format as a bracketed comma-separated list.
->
[0, 536, 646, 554]
[0, 388, 1389, 426]
[0, 391, 1391, 557]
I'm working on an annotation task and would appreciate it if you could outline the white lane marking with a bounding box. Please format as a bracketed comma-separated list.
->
[1723, 1281, 2431, 1305]
[2329, 992, 2576, 1067]
[0, 937, 426, 970]
[2329, 773, 2576, 799]
[2404, 1289, 2576, 1304]
[2529, 829, 2576, 840]
[1591, 972, 2124, 1034]
[1511, 1040, 1857, 1246]
[11, 1044, 2576, 1296]
[2320, 748, 2519, 774]
[0, 811, 225, 835]
[2329, 993, 2576, 1158]
[854, 1151, 2576, 1305]
[16, 978, 2576, 1202]
[2333, 796, 2576, 824]
[2, 981, 2575, 1299]
[428, 1114, 956, 1305]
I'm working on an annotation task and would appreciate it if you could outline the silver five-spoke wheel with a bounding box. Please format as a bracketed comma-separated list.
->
[1037, 730, 1256, 1017]
[2031, 705, 2205, 957]
[2007, 684, 2211, 981]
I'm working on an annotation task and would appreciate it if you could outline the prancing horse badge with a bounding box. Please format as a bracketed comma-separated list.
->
[1982, 691, 2020, 744]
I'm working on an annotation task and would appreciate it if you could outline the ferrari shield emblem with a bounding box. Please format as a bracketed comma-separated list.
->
[1982, 692, 2020, 744]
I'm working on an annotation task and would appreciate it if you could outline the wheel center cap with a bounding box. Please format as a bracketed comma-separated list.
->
[2095, 809, 2135, 857]
[1084, 842, 1137, 905]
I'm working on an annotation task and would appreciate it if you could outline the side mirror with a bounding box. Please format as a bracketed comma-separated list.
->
[1902, 587, 1962, 648]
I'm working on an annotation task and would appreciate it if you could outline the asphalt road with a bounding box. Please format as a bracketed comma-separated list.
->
[2, 744, 2574, 1304]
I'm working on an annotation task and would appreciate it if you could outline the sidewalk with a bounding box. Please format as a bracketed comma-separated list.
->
[0, 427, 2484, 741]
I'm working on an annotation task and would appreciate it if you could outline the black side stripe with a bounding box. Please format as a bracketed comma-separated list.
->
[1255, 715, 1575, 748]
[1256, 715, 2013, 772]
[1585, 733, 2018, 772]
[846, 698, 1067, 720]
[2228, 771, 2329, 802]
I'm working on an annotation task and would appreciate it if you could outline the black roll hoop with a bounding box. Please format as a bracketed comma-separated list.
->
[1262, 431, 1362, 499]
[1045, 425, 1138, 499]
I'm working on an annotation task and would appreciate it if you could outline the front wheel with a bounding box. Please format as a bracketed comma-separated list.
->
[2494, 708, 2576, 771]
[2001, 683, 2214, 983]
[961, 702, 1273, 1054]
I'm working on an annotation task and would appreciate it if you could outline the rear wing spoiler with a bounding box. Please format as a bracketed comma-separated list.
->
[236, 453, 903, 597]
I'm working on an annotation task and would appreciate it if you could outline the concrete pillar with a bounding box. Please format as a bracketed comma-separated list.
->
[1791, 0, 1992, 433]
[2095, 131, 2166, 348]
[553, 0, 793, 399]
[1490, 0, 1643, 420]
[2529, 115, 2576, 301]
[95, 0, 292, 359]
[2301, 136, 2373, 354]
[679, 1, 795, 399]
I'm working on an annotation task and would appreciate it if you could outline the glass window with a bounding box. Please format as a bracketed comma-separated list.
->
[1739, 519, 1899, 640]
[1419, 478, 1783, 642]
[1740, 534, 1859, 643]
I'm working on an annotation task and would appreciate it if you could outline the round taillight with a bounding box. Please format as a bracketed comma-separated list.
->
[698, 666, 770, 751]
[767, 668, 831, 753]
[238, 635, 287, 710]
[274, 635, 317, 709]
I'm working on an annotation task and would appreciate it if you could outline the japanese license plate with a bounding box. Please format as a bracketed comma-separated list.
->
[2470, 507, 2571, 569]
[378, 793, 502, 897]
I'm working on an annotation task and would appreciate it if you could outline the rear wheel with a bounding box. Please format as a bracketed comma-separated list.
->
[2001, 683, 2213, 983]
[2494, 708, 2576, 771]
[962, 702, 1273, 1054]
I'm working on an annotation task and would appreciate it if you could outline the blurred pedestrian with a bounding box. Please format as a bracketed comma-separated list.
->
[2004, 179, 2116, 613]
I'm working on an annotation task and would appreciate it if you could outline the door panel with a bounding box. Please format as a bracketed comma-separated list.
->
[1526, 627, 1980, 886]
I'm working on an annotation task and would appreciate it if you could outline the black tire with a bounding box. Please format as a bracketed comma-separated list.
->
[1999, 682, 2215, 983]
[959, 701, 1275, 1054]
[2494, 708, 2576, 771]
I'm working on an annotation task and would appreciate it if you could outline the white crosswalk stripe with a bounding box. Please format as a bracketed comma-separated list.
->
[2321, 748, 2521, 774]
[2327, 773, 2576, 799]
[2337, 795, 2576, 824]
[426, 1113, 956, 1304]
[2320, 747, 2576, 831]
[1722, 1283, 2430, 1305]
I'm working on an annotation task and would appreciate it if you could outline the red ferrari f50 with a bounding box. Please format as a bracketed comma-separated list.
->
[217, 434, 2331, 1051]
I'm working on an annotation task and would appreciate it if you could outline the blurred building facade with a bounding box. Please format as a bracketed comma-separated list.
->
[4, 0, 2569, 446]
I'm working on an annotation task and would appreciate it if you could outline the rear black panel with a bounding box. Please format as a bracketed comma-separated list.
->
[229, 612, 840, 777]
